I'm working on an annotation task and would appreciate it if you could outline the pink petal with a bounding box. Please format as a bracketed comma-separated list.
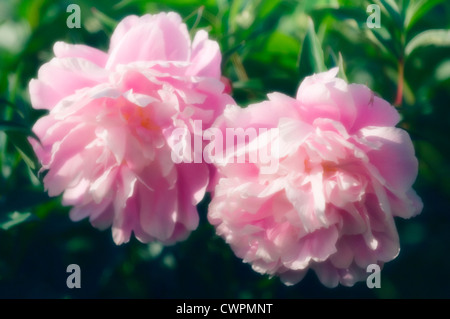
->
[350, 83, 400, 132]
[187, 30, 221, 78]
[106, 13, 190, 70]
[360, 126, 418, 193]
[53, 41, 108, 67]
[138, 182, 177, 242]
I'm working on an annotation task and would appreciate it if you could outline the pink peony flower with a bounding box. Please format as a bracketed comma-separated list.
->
[208, 68, 423, 287]
[30, 12, 234, 245]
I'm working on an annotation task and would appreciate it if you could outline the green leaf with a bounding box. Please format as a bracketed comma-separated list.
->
[405, 29, 450, 57]
[0, 120, 26, 132]
[311, 6, 368, 26]
[328, 48, 346, 79]
[404, 0, 446, 31]
[337, 52, 348, 82]
[90, 7, 117, 33]
[228, 0, 246, 33]
[401, 0, 411, 22]
[0, 99, 24, 124]
[0, 120, 39, 140]
[265, 31, 301, 55]
[255, 0, 282, 20]
[366, 26, 398, 58]
[232, 78, 263, 90]
[434, 59, 450, 82]
[0, 211, 38, 231]
[375, 0, 404, 31]
[235, 0, 285, 43]
[5, 131, 39, 171]
[299, 17, 326, 74]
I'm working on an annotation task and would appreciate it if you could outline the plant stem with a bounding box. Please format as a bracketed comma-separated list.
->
[395, 58, 404, 106]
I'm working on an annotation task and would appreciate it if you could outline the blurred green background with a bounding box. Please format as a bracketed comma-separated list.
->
[1, 0, 450, 298]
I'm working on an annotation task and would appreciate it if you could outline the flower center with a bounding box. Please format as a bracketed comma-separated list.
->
[120, 101, 159, 131]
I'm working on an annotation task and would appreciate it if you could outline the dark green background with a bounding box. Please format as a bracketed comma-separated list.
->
[1, 0, 449, 298]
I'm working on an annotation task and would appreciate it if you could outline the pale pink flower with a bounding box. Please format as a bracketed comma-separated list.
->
[208, 68, 422, 287]
[30, 12, 233, 245]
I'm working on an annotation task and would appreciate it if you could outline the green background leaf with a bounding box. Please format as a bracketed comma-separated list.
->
[405, 29, 450, 57]
[0, 211, 38, 231]
[299, 17, 326, 75]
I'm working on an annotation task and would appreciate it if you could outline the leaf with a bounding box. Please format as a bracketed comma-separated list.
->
[311, 6, 368, 26]
[299, 17, 326, 74]
[375, 0, 404, 31]
[239, 0, 285, 42]
[5, 131, 39, 171]
[1, 100, 40, 172]
[266, 32, 300, 55]
[222, 40, 246, 65]
[255, 0, 282, 21]
[404, 0, 446, 31]
[434, 59, 450, 82]
[0, 190, 51, 216]
[0, 211, 38, 231]
[366, 26, 400, 59]
[232, 78, 263, 90]
[0, 98, 19, 109]
[0, 120, 39, 140]
[337, 52, 348, 82]
[184, 5, 204, 36]
[228, 0, 246, 33]
[327, 48, 347, 80]
[90, 7, 117, 33]
[405, 29, 450, 57]
[401, 0, 411, 22]
[0, 98, 25, 119]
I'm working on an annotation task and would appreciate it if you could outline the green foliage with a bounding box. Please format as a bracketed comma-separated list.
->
[0, 211, 38, 231]
[405, 29, 450, 56]
[299, 18, 327, 74]
[0, 0, 449, 298]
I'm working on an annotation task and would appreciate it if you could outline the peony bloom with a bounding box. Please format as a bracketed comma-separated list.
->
[30, 12, 233, 245]
[208, 68, 423, 287]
